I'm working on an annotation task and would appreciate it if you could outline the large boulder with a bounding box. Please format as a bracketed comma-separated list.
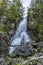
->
[16, 45, 35, 56]
[10, 45, 35, 57]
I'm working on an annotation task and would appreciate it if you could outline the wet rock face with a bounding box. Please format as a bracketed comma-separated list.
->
[10, 45, 35, 57]
[16, 45, 34, 56]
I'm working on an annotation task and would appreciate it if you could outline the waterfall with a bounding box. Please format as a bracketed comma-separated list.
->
[9, 0, 32, 54]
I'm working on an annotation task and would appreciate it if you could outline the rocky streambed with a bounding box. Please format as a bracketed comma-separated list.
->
[0, 30, 43, 65]
[0, 53, 43, 65]
[0, 39, 43, 65]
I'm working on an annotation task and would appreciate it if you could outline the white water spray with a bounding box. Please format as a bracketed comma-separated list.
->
[9, 0, 32, 54]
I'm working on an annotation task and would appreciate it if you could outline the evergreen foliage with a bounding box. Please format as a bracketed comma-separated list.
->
[0, 0, 23, 33]
[27, 0, 43, 41]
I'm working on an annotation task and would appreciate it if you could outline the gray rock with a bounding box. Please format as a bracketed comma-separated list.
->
[14, 45, 35, 57]
[0, 58, 7, 65]
[37, 58, 43, 65]
[38, 42, 43, 48]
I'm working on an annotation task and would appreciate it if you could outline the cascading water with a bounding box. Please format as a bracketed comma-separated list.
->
[9, 0, 32, 54]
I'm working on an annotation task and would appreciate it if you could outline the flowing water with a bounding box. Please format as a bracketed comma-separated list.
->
[9, 0, 32, 54]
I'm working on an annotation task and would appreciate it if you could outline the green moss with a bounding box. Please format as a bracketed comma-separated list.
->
[0, 24, 7, 33]
[16, 63, 21, 65]
[37, 48, 41, 52]
[16, 56, 23, 59]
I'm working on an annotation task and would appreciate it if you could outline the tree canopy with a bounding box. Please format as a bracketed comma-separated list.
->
[27, 0, 43, 41]
[0, 0, 23, 33]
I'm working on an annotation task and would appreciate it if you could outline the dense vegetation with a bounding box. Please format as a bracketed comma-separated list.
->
[0, 0, 23, 34]
[0, 0, 43, 65]
[0, 0, 23, 56]
[27, 0, 43, 41]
